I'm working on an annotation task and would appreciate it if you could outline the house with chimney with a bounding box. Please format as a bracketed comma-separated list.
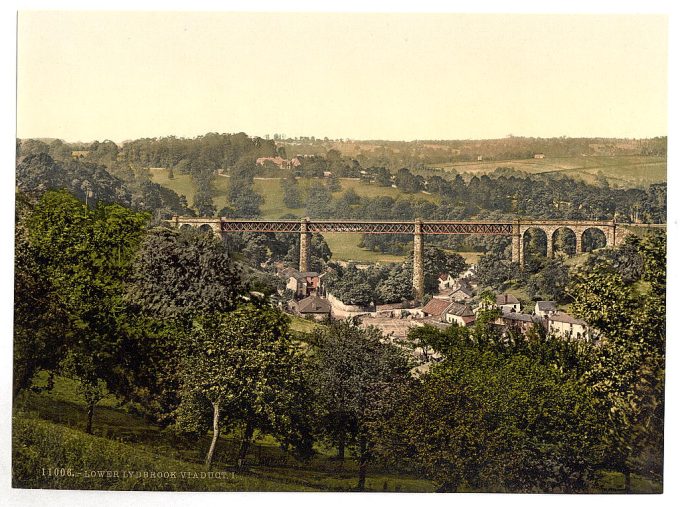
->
[496, 293, 521, 314]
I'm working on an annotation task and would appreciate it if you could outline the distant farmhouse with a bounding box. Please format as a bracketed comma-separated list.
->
[256, 156, 302, 170]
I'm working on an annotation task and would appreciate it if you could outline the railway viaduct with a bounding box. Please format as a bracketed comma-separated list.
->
[170, 216, 660, 299]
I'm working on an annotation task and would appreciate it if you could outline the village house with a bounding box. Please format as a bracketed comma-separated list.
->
[494, 312, 542, 336]
[437, 273, 456, 291]
[548, 312, 589, 339]
[447, 280, 474, 302]
[286, 271, 323, 298]
[443, 303, 476, 327]
[420, 298, 452, 321]
[535, 301, 558, 318]
[496, 293, 521, 314]
[534, 153, 545, 159]
[291, 295, 331, 321]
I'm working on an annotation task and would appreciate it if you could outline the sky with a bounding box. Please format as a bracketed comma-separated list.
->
[16, 11, 668, 143]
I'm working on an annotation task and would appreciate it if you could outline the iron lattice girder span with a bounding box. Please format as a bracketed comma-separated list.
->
[215, 220, 515, 235]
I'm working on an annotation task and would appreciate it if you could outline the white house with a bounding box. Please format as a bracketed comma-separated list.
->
[444, 303, 476, 327]
[548, 312, 589, 339]
[437, 273, 456, 291]
[496, 293, 520, 314]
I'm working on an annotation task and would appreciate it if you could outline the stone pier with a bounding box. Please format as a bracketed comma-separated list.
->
[299, 218, 311, 272]
[413, 220, 424, 300]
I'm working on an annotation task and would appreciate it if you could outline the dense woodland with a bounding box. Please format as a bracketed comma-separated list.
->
[13, 134, 666, 492]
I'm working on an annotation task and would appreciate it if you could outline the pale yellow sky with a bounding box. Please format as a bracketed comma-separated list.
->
[17, 12, 668, 142]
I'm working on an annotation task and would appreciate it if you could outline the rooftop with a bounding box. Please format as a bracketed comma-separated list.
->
[421, 298, 452, 316]
[549, 312, 587, 326]
[502, 313, 540, 323]
[296, 295, 331, 314]
[536, 301, 557, 311]
[497, 293, 520, 305]
[446, 302, 475, 317]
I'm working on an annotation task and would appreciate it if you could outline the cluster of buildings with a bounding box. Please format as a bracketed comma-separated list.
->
[421, 273, 590, 340]
[277, 264, 591, 342]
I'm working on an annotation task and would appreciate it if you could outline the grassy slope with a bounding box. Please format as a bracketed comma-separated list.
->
[429, 156, 666, 187]
[149, 169, 195, 204]
[13, 374, 433, 492]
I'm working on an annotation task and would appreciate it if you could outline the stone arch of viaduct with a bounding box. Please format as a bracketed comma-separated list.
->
[171, 216, 636, 300]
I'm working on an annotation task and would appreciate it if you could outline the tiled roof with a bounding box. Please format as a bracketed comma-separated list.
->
[497, 293, 519, 305]
[503, 313, 538, 323]
[450, 285, 473, 297]
[291, 271, 319, 280]
[536, 301, 557, 311]
[421, 298, 452, 316]
[296, 295, 331, 314]
[549, 312, 586, 326]
[446, 302, 475, 317]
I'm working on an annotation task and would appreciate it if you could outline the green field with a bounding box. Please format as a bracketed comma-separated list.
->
[13, 373, 434, 492]
[251, 177, 439, 220]
[429, 155, 666, 188]
[149, 168, 196, 204]
[323, 233, 405, 264]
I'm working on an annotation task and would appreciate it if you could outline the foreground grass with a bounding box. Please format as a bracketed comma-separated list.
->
[13, 374, 433, 492]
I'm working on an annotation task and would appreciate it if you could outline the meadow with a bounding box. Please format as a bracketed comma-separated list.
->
[428, 155, 666, 187]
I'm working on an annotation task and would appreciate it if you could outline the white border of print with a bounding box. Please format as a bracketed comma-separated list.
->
[1, 2, 677, 507]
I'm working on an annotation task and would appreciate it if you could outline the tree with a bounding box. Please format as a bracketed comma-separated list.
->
[310, 321, 412, 490]
[476, 253, 518, 291]
[26, 190, 148, 432]
[176, 304, 312, 469]
[281, 175, 303, 208]
[375, 265, 414, 303]
[371, 351, 604, 492]
[526, 258, 570, 302]
[13, 192, 70, 398]
[127, 226, 245, 323]
[567, 231, 665, 490]
[305, 181, 332, 218]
